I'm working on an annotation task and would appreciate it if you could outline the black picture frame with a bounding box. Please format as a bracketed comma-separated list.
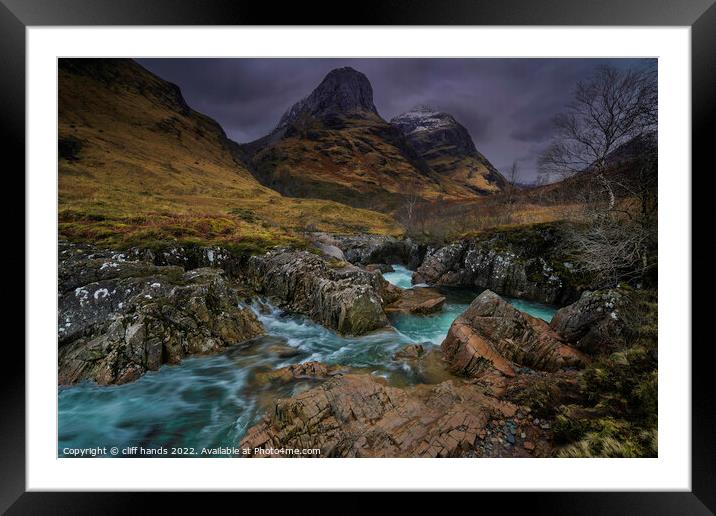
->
[3, 0, 712, 512]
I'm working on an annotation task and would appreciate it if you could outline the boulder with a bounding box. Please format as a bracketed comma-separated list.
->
[58, 245, 264, 385]
[312, 241, 347, 262]
[550, 288, 632, 354]
[441, 290, 586, 379]
[392, 344, 426, 360]
[412, 296, 446, 315]
[246, 249, 390, 335]
[240, 373, 550, 458]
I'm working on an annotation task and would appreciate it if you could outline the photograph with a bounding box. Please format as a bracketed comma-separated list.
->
[56, 56, 659, 459]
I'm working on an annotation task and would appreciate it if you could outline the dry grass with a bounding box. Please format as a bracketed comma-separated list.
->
[249, 114, 482, 210]
[58, 62, 402, 251]
[426, 154, 503, 194]
[403, 194, 586, 242]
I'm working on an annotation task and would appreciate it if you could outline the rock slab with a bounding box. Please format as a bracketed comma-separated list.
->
[441, 290, 586, 379]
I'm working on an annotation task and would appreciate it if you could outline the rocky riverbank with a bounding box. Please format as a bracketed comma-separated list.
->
[58, 227, 656, 458]
[57, 239, 434, 383]
[311, 232, 427, 269]
[413, 223, 586, 305]
[239, 284, 649, 458]
[58, 242, 263, 385]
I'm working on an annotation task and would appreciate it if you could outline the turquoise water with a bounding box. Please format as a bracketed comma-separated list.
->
[58, 264, 557, 456]
[383, 264, 415, 289]
[507, 297, 559, 323]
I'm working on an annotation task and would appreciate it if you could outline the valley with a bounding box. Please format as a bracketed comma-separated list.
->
[57, 58, 658, 458]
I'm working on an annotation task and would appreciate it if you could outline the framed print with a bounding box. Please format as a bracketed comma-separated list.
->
[3, 0, 713, 511]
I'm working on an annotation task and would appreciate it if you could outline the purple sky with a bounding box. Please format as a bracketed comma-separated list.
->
[138, 58, 655, 183]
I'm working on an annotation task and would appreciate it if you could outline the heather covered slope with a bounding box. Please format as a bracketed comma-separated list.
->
[241, 68, 491, 212]
[58, 59, 401, 252]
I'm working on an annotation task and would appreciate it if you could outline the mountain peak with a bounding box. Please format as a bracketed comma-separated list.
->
[277, 67, 378, 128]
[390, 106, 507, 193]
[390, 107, 460, 138]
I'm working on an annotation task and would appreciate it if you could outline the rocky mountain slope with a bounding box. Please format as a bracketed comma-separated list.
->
[58, 59, 401, 252]
[391, 105, 507, 194]
[241, 67, 497, 211]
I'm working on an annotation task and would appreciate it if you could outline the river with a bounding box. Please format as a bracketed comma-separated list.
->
[58, 264, 557, 456]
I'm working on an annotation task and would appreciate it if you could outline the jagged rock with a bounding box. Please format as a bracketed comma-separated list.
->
[550, 288, 632, 354]
[412, 296, 446, 315]
[240, 374, 549, 458]
[131, 244, 249, 277]
[246, 249, 390, 335]
[276, 67, 378, 129]
[441, 290, 586, 379]
[58, 244, 264, 385]
[413, 225, 581, 305]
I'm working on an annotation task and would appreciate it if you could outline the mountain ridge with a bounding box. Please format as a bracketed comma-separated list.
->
[58, 58, 402, 251]
[390, 105, 507, 194]
[241, 67, 505, 211]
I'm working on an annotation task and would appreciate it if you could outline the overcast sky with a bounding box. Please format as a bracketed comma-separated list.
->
[138, 58, 654, 183]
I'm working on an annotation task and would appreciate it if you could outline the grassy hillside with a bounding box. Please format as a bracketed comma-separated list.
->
[245, 113, 483, 212]
[426, 153, 504, 194]
[58, 59, 402, 253]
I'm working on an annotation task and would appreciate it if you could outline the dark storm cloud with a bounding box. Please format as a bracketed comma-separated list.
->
[137, 57, 654, 183]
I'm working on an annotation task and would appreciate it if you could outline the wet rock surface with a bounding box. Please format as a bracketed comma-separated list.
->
[251, 361, 353, 387]
[441, 290, 587, 379]
[58, 242, 264, 385]
[391, 345, 459, 385]
[58, 235, 654, 458]
[240, 373, 552, 458]
[384, 286, 446, 315]
[246, 249, 391, 335]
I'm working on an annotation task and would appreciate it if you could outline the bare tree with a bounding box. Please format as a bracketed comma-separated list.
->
[539, 65, 657, 210]
[540, 65, 658, 288]
[398, 181, 421, 235]
[502, 161, 522, 224]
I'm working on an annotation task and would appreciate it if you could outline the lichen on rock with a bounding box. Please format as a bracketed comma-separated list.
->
[58, 242, 264, 385]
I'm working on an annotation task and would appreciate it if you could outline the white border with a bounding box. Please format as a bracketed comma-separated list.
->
[27, 27, 691, 491]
